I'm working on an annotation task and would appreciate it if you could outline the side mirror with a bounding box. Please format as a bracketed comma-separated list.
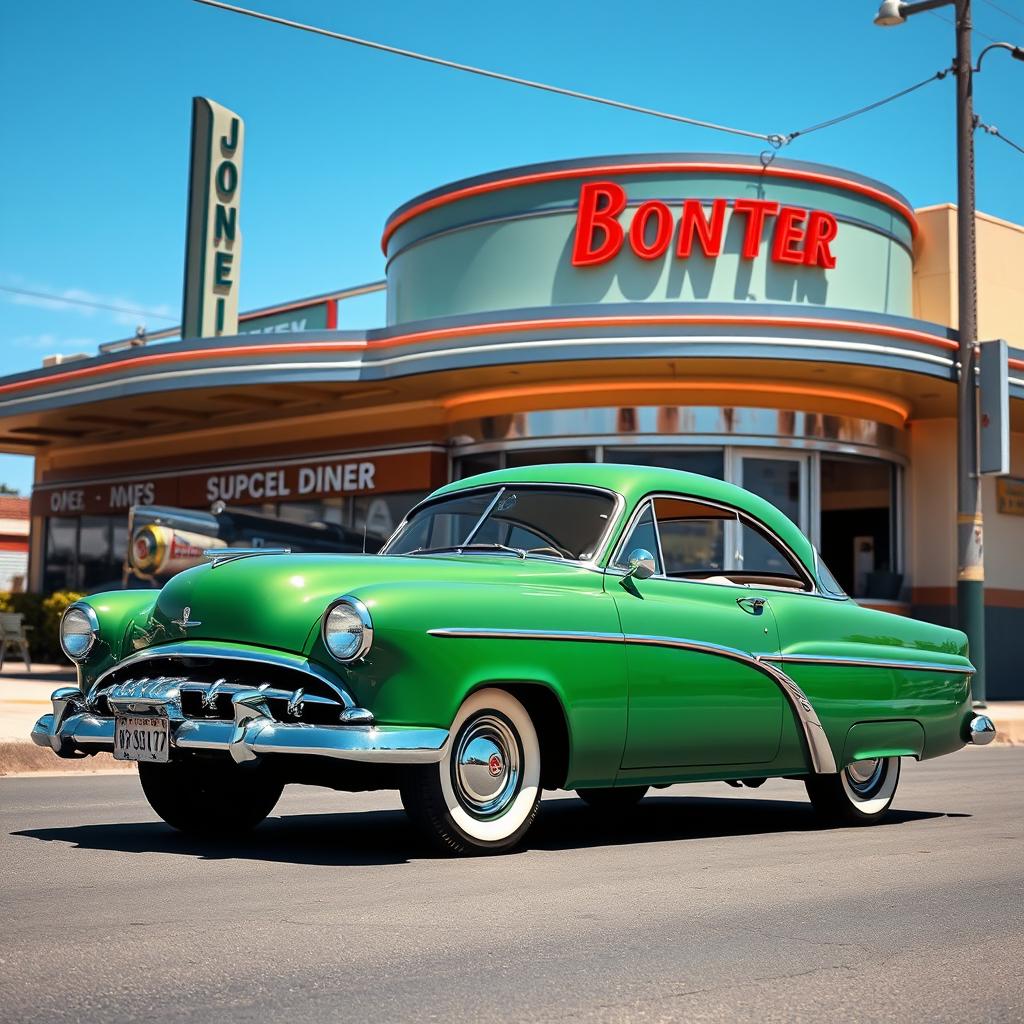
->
[626, 548, 656, 580]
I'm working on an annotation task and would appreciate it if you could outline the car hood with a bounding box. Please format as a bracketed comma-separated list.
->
[147, 551, 594, 655]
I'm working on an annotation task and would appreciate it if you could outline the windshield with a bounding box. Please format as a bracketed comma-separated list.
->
[384, 486, 617, 561]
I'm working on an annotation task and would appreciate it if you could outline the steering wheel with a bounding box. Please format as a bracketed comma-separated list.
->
[527, 545, 572, 559]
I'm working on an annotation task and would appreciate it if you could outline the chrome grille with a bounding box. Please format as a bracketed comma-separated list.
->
[93, 656, 346, 725]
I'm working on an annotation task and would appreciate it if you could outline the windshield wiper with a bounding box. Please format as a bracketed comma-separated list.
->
[406, 543, 527, 559]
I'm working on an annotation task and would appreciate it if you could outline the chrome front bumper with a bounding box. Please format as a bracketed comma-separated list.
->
[31, 686, 448, 765]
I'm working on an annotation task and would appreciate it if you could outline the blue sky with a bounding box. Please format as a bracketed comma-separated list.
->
[3, 0, 1024, 493]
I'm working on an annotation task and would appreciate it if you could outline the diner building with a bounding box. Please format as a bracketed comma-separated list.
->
[0, 153, 1022, 695]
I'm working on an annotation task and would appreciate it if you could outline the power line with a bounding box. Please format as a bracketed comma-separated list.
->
[977, 115, 1024, 155]
[981, 0, 1024, 29]
[0, 285, 177, 321]
[194, 0, 951, 153]
[926, 7, 1002, 43]
[783, 69, 950, 143]
[192, 0, 775, 143]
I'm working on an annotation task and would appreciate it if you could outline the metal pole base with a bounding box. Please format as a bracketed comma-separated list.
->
[958, 578, 987, 705]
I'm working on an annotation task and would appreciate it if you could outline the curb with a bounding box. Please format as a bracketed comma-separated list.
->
[0, 742, 135, 777]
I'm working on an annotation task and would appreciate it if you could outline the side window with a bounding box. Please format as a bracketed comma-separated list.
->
[654, 498, 729, 575]
[653, 496, 808, 588]
[611, 502, 663, 573]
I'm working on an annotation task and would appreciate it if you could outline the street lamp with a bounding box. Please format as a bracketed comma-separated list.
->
[873, 0, 956, 27]
[974, 41, 1024, 69]
[874, 0, 987, 703]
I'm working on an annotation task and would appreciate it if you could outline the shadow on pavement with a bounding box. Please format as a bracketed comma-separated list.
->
[11, 793, 961, 867]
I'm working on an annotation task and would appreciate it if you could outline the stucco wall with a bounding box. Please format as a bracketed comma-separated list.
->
[906, 418, 957, 591]
[386, 157, 916, 325]
[914, 204, 1024, 346]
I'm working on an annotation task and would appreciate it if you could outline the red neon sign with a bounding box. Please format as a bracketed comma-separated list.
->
[570, 181, 838, 269]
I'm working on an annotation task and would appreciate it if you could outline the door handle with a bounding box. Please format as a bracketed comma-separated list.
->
[737, 597, 766, 615]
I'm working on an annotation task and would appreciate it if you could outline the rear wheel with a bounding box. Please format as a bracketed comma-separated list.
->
[805, 756, 901, 825]
[400, 688, 542, 855]
[138, 757, 283, 835]
[576, 786, 648, 811]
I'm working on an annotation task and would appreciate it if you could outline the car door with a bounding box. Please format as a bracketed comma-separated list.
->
[612, 495, 792, 770]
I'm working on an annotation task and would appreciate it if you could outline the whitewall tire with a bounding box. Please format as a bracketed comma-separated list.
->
[400, 688, 542, 854]
[805, 756, 901, 824]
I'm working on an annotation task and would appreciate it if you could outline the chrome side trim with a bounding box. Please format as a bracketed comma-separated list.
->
[760, 653, 976, 675]
[89, 642, 356, 708]
[427, 627, 623, 644]
[427, 627, 838, 774]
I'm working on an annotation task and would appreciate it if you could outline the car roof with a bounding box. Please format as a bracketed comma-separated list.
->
[432, 463, 816, 572]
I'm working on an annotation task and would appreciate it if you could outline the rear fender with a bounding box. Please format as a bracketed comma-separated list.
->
[842, 720, 925, 767]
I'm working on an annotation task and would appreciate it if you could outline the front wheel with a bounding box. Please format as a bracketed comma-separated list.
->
[400, 688, 542, 855]
[805, 756, 901, 825]
[138, 757, 284, 835]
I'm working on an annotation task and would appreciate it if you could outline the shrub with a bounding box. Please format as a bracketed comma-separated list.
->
[0, 591, 84, 663]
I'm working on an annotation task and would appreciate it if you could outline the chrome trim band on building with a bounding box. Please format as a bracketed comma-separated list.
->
[759, 653, 976, 675]
[427, 626, 838, 774]
[88, 642, 357, 708]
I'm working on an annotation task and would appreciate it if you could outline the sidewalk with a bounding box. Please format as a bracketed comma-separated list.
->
[0, 663, 131, 775]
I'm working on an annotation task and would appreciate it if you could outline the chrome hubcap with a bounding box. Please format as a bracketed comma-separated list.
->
[453, 714, 521, 817]
[845, 758, 884, 795]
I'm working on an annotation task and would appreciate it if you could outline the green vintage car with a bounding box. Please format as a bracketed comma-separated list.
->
[33, 464, 995, 853]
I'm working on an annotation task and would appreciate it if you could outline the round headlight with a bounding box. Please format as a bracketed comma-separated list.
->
[60, 604, 99, 662]
[322, 597, 373, 662]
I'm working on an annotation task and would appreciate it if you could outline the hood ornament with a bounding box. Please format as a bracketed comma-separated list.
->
[172, 606, 202, 629]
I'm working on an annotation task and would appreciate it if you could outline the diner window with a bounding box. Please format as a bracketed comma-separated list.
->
[456, 453, 501, 479]
[504, 448, 596, 468]
[277, 500, 345, 526]
[44, 518, 77, 592]
[44, 515, 126, 593]
[356, 490, 437, 548]
[820, 457, 898, 598]
[78, 516, 117, 591]
[603, 448, 725, 478]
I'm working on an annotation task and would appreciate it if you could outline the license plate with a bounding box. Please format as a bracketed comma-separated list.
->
[113, 716, 170, 762]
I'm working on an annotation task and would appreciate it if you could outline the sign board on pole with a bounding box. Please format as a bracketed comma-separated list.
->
[979, 338, 1009, 476]
[181, 97, 244, 338]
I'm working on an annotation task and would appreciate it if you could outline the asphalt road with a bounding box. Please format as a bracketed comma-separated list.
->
[2, 749, 1022, 1024]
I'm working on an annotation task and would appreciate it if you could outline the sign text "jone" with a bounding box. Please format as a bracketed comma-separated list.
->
[571, 182, 839, 270]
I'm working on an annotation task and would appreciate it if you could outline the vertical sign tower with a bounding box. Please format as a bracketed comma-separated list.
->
[181, 97, 244, 338]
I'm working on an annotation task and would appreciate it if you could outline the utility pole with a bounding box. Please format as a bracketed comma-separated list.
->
[874, 0, 989, 701]
[954, 0, 986, 704]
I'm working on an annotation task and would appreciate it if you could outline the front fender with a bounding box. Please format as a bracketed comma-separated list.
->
[71, 591, 159, 694]
[328, 575, 628, 788]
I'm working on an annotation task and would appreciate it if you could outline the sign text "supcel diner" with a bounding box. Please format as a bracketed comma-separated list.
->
[570, 182, 839, 269]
